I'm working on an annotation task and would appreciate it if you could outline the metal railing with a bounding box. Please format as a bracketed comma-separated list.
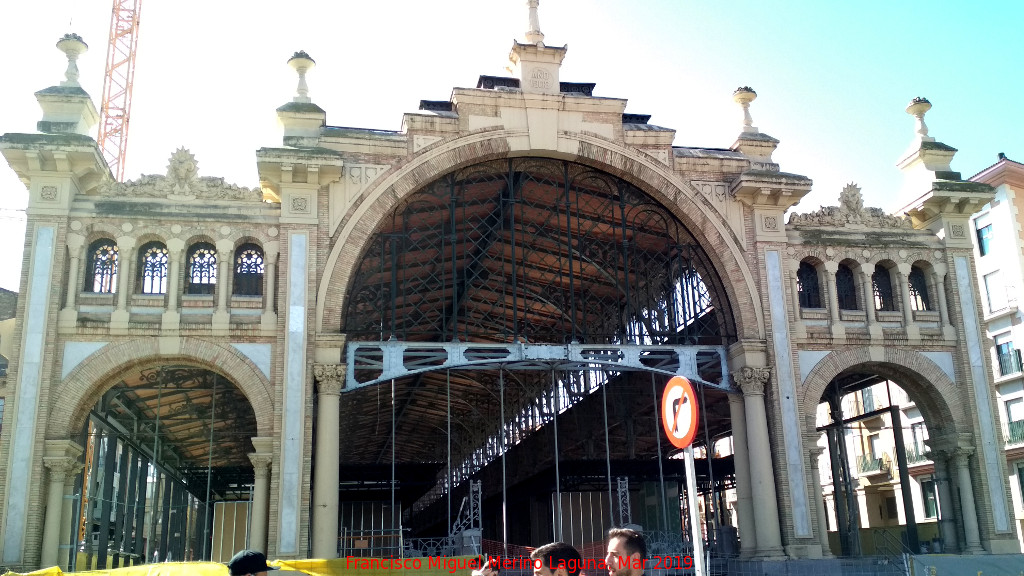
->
[998, 350, 1023, 377]
[857, 455, 886, 474]
[1007, 420, 1024, 445]
[906, 446, 931, 464]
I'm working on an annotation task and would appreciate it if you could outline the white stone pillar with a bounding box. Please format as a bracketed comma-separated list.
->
[162, 239, 185, 330]
[953, 449, 984, 553]
[933, 265, 955, 339]
[733, 367, 784, 558]
[110, 236, 136, 331]
[312, 364, 344, 558]
[59, 234, 86, 328]
[823, 262, 842, 327]
[41, 457, 79, 568]
[728, 394, 757, 557]
[807, 445, 833, 556]
[896, 264, 914, 325]
[248, 452, 273, 554]
[261, 244, 279, 331]
[213, 244, 232, 331]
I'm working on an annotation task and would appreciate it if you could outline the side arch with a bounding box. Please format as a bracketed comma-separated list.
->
[800, 347, 965, 438]
[50, 337, 275, 438]
[317, 129, 764, 342]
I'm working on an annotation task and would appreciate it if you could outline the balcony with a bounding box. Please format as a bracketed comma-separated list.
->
[1007, 420, 1024, 446]
[998, 350, 1023, 377]
[857, 455, 887, 474]
[906, 446, 931, 464]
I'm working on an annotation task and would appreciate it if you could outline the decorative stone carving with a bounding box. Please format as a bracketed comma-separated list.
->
[42, 456, 82, 483]
[40, 186, 58, 201]
[732, 366, 771, 396]
[413, 135, 443, 153]
[291, 196, 309, 213]
[313, 363, 346, 395]
[763, 215, 778, 231]
[788, 183, 912, 229]
[97, 148, 264, 202]
[951, 447, 974, 468]
[949, 223, 966, 238]
[249, 453, 273, 480]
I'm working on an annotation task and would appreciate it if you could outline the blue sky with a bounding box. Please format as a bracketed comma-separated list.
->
[0, 0, 1021, 291]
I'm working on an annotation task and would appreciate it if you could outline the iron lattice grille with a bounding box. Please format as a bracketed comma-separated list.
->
[343, 158, 734, 345]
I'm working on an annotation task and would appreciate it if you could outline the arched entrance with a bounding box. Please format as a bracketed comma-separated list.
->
[330, 157, 743, 558]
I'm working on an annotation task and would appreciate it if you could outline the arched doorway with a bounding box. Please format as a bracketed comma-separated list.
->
[334, 157, 740, 557]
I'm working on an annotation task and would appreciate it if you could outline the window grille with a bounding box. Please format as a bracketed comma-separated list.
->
[797, 261, 821, 308]
[85, 239, 118, 293]
[908, 266, 931, 311]
[186, 243, 217, 295]
[138, 242, 168, 294]
[233, 244, 264, 296]
[836, 264, 858, 311]
[872, 264, 896, 311]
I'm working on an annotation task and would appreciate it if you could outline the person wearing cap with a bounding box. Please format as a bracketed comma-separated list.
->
[227, 549, 280, 576]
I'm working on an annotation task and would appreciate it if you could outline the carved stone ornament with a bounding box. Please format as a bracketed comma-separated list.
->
[40, 185, 58, 201]
[788, 183, 911, 229]
[97, 148, 264, 202]
[249, 453, 273, 480]
[951, 447, 974, 468]
[732, 366, 771, 396]
[313, 363, 346, 394]
[291, 196, 309, 213]
[43, 456, 82, 483]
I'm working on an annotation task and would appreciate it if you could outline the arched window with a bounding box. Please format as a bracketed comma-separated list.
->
[797, 261, 821, 308]
[186, 243, 217, 295]
[85, 238, 118, 293]
[233, 243, 264, 296]
[909, 266, 932, 311]
[138, 241, 168, 294]
[836, 264, 858, 310]
[872, 264, 896, 311]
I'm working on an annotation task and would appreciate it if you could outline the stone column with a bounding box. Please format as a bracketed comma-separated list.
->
[932, 455, 960, 553]
[896, 264, 914, 325]
[248, 452, 273, 553]
[806, 445, 833, 556]
[733, 367, 784, 558]
[952, 449, 984, 553]
[110, 236, 136, 331]
[312, 364, 345, 558]
[213, 245, 232, 331]
[823, 262, 842, 325]
[59, 234, 86, 328]
[41, 457, 80, 568]
[933, 265, 955, 339]
[728, 394, 757, 557]
[261, 244, 279, 331]
[162, 239, 185, 330]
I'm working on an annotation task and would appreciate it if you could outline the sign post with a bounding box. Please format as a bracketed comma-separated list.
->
[661, 376, 705, 576]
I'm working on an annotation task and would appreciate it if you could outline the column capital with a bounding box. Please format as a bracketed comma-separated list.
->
[807, 446, 826, 469]
[313, 363, 345, 395]
[43, 456, 82, 483]
[249, 453, 273, 479]
[951, 447, 974, 468]
[733, 366, 771, 396]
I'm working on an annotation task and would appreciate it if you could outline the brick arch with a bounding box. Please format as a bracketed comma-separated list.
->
[316, 129, 764, 341]
[800, 347, 965, 438]
[50, 337, 274, 439]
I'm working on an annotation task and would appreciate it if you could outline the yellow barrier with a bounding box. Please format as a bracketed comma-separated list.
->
[6, 556, 484, 576]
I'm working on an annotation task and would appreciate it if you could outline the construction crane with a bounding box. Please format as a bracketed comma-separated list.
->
[97, 0, 141, 182]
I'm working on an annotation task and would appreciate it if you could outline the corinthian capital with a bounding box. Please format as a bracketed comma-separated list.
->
[43, 456, 82, 483]
[313, 363, 345, 395]
[249, 453, 273, 480]
[951, 447, 974, 468]
[732, 366, 771, 396]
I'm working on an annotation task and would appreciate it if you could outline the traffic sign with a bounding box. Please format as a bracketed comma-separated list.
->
[661, 376, 699, 449]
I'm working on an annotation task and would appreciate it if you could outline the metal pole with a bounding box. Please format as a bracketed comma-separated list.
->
[685, 447, 706, 576]
[551, 369, 562, 541]
[500, 369, 508, 556]
[602, 370, 613, 525]
[202, 374, 217, 560]
[651, 373, 670, 532]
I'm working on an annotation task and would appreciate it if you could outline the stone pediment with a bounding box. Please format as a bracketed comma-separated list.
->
[98, 148, 264, 202]
[788, 183, 911, 229]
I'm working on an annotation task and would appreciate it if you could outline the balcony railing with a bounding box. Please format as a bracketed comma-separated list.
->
[998, 350, 1023, 377]
[857, 455, 885, 474]
[1007, 420, 1024, 445]
[907, 446, 931, 464]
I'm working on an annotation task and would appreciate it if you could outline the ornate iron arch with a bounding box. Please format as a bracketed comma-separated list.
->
[342, 157, 736, 346]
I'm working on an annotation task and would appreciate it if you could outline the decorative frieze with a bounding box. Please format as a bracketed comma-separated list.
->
[98, 148, 264, 202]
[788, 183, 911, 228]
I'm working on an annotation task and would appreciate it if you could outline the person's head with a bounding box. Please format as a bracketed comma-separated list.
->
[227, 549, 279, 576]
[605, 528, 646, 576]
[531, 541, 583, 576]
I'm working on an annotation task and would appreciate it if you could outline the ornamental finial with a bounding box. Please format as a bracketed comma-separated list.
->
[56, 33, 88, 87]
[287, 50, 316, 103]
[525, 0, 545, 46]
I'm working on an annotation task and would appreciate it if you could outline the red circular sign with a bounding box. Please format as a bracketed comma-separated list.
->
[661, 376, 700, 449]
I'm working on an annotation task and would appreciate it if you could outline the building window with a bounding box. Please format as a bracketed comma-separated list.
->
[921, 479, 938, 519]
[797, 261, 821, 308]
[0, 355, 7, 378]
[233, 243, 264, 296]
[976, 216, 993, 257]
[985, 271, 1008, 313]
[908, 266, 931, 311]
[872, 264, 896, 311]
[85, 239, 118, 293]
[836, 264, 858, 311]
[1006, 397, 1024, 445]
[138, 241, 169, 295]
[0, 396, 4, 436]
[186, 243, 217, 295]
[996, 334, 1022, 377]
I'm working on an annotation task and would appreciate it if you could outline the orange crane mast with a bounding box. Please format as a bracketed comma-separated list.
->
[97, 0, 141, 182]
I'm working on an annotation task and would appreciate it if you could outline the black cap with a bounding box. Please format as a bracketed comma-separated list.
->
[227, 549, 279, 576]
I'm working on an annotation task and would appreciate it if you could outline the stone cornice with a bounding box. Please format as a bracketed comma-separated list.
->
[731, 171, 812, 210]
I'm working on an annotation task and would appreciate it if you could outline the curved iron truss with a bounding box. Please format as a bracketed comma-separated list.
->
[343, 158, 736, 345]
